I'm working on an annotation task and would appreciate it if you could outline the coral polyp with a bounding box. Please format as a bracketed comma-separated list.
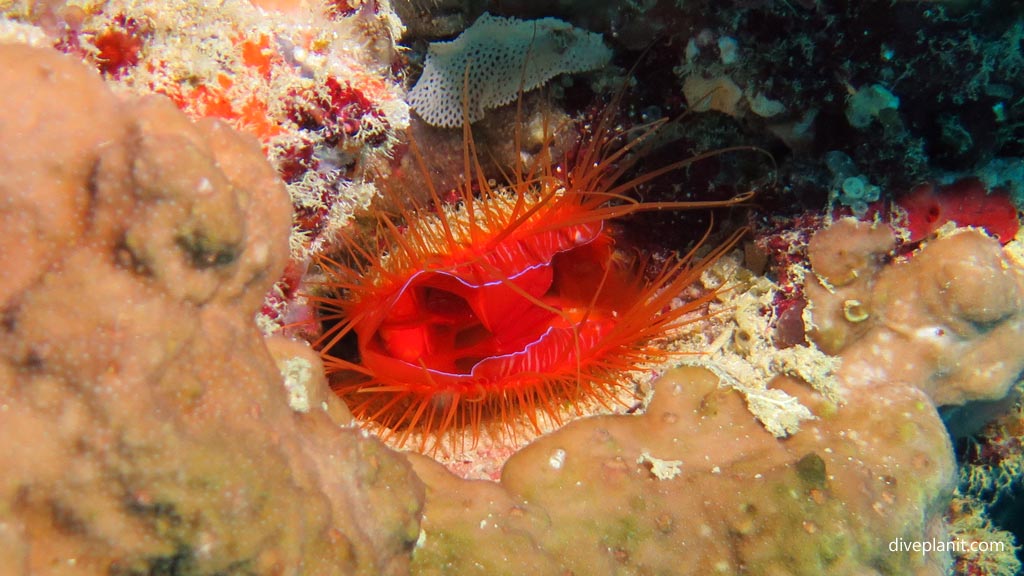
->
[311, 112, 752, 451]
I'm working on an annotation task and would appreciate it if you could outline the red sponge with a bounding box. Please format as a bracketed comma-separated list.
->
[897, 178, 1020, 244]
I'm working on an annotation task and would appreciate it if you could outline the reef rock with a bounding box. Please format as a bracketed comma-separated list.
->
[0, 44, 422, 575]
[409, 362, 955, 576]
[3, 38, 1022, 576]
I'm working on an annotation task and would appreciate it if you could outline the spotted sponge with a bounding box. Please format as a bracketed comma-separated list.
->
[408, 13, 612, 128]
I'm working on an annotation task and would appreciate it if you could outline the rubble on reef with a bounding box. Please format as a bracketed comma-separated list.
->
[0, 44, 422, 575]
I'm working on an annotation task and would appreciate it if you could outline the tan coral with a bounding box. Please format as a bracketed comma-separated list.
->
[0, 44, 422, 575]
[808, 218, 1024, 405]
[804, 217, 896, 354]
[410, 367, 954, 575]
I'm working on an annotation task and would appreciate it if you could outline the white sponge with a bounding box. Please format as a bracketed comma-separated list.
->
[408, 13, 612, 128]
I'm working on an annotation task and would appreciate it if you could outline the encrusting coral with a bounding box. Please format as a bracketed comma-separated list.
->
[408, 363, 955, 575]
[806, 218, 1024, 406]
[1, 0, 417, 339]
[0, 44, 422, 574]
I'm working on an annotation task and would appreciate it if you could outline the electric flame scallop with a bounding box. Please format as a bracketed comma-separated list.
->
[311, 112, 753, 451]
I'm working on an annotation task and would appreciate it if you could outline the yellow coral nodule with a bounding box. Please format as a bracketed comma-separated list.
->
[842, 299, 870, 323]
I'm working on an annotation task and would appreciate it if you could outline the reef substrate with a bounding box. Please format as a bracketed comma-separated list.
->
[3, 1, 1024, 575]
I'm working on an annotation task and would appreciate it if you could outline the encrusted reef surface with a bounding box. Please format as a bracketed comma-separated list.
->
[3, 2, 1024, 575]
[411, 364, 955, 575]
[0, 44, 421, 575]
[406, 221, 1024, 575]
